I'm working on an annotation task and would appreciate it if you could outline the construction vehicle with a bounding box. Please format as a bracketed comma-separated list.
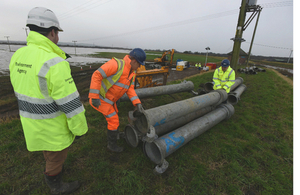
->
[176, 61, 189, 71]
[153, 49, 175, 67]
[135, 49, 175, 89]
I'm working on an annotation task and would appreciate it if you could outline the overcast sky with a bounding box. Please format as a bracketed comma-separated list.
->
[0, 0, 293, 58]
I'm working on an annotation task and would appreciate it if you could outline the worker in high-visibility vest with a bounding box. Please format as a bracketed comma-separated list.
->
[198, 63, 202, 70]
[9, 7, 88, 194]
[213, 59, 235, 93]
[89, 48, 146, 153]
[195, 63, 202, 70]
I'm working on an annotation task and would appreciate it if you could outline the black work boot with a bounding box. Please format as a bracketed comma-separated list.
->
[107, 130, 124, 152]
[44, 171, 80, 195]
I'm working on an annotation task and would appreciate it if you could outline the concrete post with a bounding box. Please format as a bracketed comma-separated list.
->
[144, 103, 235, 173]
[120, 80, 194, 102]
[130, 89, 228, 134]
[228, 84, 247, 105]
[125, 106, 214, 147]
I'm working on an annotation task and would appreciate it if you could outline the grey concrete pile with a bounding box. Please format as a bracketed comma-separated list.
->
[122, 78, 247, 174]
[238, 66, 266, 74]
[202, 77, 247, 105]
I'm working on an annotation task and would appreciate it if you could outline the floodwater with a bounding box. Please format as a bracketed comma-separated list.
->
[0, 44, 131, 75]
[259, 64, 293, 74]
[0, 44, 293, 76]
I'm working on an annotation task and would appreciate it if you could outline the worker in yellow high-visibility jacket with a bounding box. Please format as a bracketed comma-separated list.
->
[9, 7, 88, 194]
[213, 59, 235, 93]
[198, 63, 202, 70]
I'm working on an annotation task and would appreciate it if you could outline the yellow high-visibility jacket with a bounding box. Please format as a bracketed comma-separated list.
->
[9, 31, 88, 152]
[213, 66, 235, 93]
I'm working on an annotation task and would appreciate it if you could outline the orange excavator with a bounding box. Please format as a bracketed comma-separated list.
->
[135, 49, 175, 89]
[153, 49, 175, 67]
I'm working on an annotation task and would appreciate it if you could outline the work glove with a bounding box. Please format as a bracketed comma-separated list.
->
[137, 104, 144, 113]
[92, 99, 101, 108]
[134, 103, 144, 117]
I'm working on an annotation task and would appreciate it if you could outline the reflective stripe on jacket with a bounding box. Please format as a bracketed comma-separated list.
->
[213, 66, 235, 93]
[99, 57, 125, 98]
[89, 55, 141, 115]
[9, 31, 88, 152]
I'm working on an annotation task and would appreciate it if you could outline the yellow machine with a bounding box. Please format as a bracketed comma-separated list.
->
[176, 61, 189, 71]
[135, 49, 175, 89]
[153, 49, 175, 66]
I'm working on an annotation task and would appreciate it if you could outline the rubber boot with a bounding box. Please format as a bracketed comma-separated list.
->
[44, 171, 80, 195]
[107, 130, 124, 152]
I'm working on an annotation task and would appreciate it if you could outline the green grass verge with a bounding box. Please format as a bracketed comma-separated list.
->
[89, 51, 223, 65]
[0, 69, 292, 194]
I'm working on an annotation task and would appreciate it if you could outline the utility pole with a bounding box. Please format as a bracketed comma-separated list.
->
[246, 5, 263, 66]
[4, 36, 11, 52]
[287, 49, 293, 63]
[72, 40, 77, 55]
[204, 47, 210, 67]
[231, 0, 261, 70]
[230, 0, 247, 70]
[23, 27, 28, 37]
[23, 27, 29, 37]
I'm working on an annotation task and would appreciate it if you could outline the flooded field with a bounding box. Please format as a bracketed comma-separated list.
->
[0, 44, 131, 75]
[0, 44, 293, 77]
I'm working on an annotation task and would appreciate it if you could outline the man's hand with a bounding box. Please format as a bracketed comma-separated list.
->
[92, 99, 101, 108]
[136, 104, 144, 113]
[134, 103, 144, 117]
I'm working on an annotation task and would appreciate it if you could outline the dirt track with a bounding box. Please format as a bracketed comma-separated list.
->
[270, 69, 293, 86]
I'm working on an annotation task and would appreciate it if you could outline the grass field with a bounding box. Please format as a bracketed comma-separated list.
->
[0, 65, 293, 194]
[89, 51, 224, 66]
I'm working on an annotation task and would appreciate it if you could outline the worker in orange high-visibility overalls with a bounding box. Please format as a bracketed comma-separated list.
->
[89, 48, 146, 152]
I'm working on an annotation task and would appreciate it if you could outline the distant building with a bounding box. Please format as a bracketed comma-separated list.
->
[227, 49, 248, 65]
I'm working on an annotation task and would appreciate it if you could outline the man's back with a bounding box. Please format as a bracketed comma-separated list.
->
[9, 31, 88, 152]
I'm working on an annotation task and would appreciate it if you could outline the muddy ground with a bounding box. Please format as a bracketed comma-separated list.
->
[0, 66, 204, 119]
[0, 64, 293, 120]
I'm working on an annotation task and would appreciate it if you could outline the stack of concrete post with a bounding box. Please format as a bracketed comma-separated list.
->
[123, 77, 247, 174]
[238, 66, 266, 74]
[203, 77, 247, 105]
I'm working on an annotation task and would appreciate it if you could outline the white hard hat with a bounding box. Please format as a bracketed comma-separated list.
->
[26, 7, 63, 31]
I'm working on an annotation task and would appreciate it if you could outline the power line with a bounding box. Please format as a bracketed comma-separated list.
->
[244, 41, 292, 50]
[260, 1, 293, 8]
[77, 2, 292, 42]
[59, 0, 292, 21]
[66, 1, 292, 46]
[59, 0, 115, 21]
[78, 9, 238, 42]
[58, 0, 98, 18]
[58, 0, 292, 21]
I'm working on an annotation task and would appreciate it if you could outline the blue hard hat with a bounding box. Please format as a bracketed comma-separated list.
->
[129, 48, 146, 65]
[221, 59, 230, 67]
